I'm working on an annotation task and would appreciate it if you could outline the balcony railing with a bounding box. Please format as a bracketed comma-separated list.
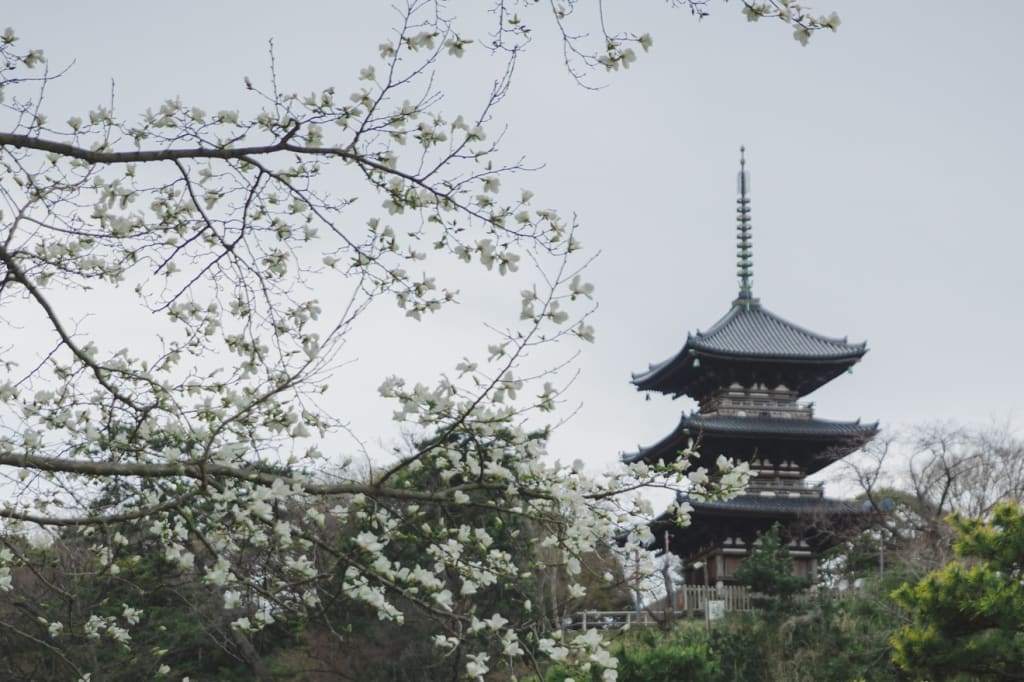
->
[746, 477, 824, 496]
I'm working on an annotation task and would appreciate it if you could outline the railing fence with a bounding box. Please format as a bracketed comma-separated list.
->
[565, 585, 862, 631]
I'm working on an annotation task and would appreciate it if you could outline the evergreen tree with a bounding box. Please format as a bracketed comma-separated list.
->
[732, 524, 809, 604]
[891, 502, 1024, 681]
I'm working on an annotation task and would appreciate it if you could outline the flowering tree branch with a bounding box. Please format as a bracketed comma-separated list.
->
[0, 2, 805, 678]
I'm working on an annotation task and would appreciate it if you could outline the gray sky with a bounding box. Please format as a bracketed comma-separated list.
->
[6, 1, 1023, 492]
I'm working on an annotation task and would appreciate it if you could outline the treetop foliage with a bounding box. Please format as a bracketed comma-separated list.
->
[731, 523, 809, 602]
[891, 502, 1024, 681]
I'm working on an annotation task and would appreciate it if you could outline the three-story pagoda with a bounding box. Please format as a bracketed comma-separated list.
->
[627, 149, 877, 584]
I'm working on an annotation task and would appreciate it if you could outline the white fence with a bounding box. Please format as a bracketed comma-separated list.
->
[676, 584, 752, 615]
[565, 585, 862, 631]
[564, 585, 751, 631]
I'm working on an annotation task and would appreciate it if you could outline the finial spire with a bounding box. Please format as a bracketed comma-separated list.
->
[736, 145, 754, 302]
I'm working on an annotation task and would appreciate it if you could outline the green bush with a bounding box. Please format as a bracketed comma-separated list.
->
[709, 593, 909, 682]
[617, 637, 719, 682]
[538, 585, 911, 682]
[541, 625, 717, 682]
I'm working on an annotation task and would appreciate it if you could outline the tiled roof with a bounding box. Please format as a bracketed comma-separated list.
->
[631, 302, 867, 398]
[621, 415, 878, 465]
[682, 493, 861, 516]
[640, 493, 869, 555]
[680, 415, 876, 437]
[689, 303, 866, 359]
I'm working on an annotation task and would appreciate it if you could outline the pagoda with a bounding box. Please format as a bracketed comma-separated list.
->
[626, 148, 877, 585]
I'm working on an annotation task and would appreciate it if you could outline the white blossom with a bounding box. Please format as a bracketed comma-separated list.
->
[465, 652, 490, 679]
[224, 590, 242, 610]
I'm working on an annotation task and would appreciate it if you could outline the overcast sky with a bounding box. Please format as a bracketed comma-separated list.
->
[6, 1, 1023, 494]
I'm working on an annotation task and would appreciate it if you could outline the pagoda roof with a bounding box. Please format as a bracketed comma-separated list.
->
[646, 493, 866, 556]
[632, 301, 867, 399]
[679, 493, 860, 516]
[690, 303, 865, 358]
[622, 414, 878, 470]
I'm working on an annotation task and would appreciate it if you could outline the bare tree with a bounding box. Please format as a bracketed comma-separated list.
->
[835, 423, 1024, 577]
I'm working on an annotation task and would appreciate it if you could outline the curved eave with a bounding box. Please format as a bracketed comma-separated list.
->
[694, 303, 867, 358]
[622, 415, 879, 467]
[646, 494, 869, 554]
[676, 494, 864, 516]
[631, 303, 868, 399]
[632, 347, 865, 400]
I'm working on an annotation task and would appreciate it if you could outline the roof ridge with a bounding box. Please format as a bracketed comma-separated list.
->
[695, 304, 741, 338]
